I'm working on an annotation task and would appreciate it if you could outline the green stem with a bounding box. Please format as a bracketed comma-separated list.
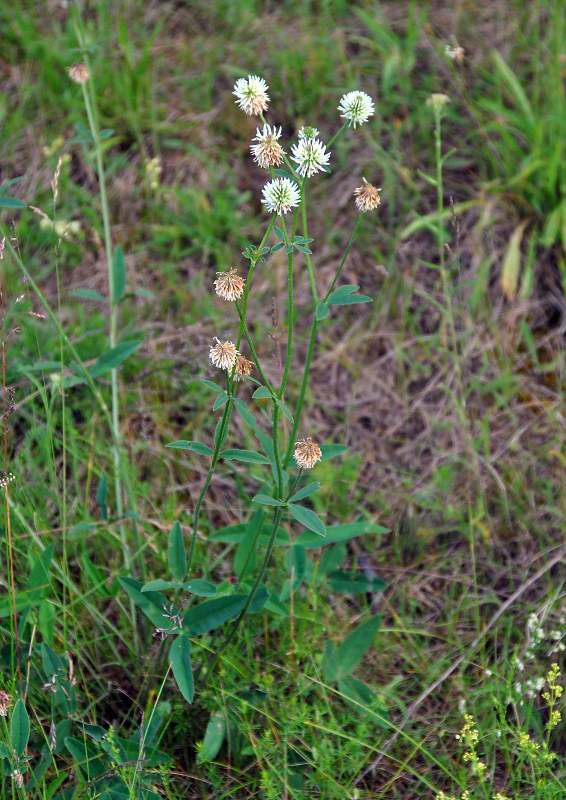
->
[324, 212, 364, 301]
[327, 121, 349, 148]
[301, 182, 319, 304]
[200, 506, 284, 687]
[283, 318, 317, 467]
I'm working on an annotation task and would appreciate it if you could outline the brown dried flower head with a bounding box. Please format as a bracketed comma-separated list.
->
[234, 354, 253, 381]
[354, 178, 381, 212]
[214, 269, 245, 301]
[209, 338, 239, 370]
[67, 63, 89, 84]
[294, 437, 322, 469]
[251, 124, 285, 169]
[0, 689, 13, 716]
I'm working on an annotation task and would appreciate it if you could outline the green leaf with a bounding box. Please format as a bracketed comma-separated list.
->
[184, 594, 249, 634]
[252, 386, 272, 400]
[168, 521, 185, 581]
[96, 473, 108, 520]
[89, 340, 142, 377]
[169, 635, 194, 703]
[208, 523, 289, 546]
[0, 176, 23, 193]
[100, 128, 115, 140]
[11, 699, 30, 756]
[274, 397, 294, 423]
[201, 379, 224, 393]
[271, 242, 285, 252]
[0, 196, 26, 208]
[338, 677, 390, 729]
[288, 482, 321, 503]
[212, 393, 228, 411]
[288, 503, 325, 536]
[0, 742, 11, 758]
[70, 289, 107, 302]
[184, 579, 216, 596]
[326, 570, 386, 594]
[327, 285, 372, 305]
[492, 50, 533, 123]
[40, 642, 64, 678]
[38, 599, 56, 643]
[214, 418, 229, 449]
[322, 615, 381, 682]
[319, 444, 349, 461]
[315, 303, 330, 320]
[119, 577, 169, 628]
[141, 579, 180, 592]
[295, 244, 312, 254]
[296, 521, 388, 548]
[501, 220, 527, 301]
[199, 712, 226, 762]
[252, 494, 286, 507]
[165, 440, 214, 455]
[273, 225, 286, 241]
[112, 246, 126, 303]
[247, 586, 269, 613]
[221, 449, 271, 464]
[234, 510, 262, 581]
[26, 543, 54, 594]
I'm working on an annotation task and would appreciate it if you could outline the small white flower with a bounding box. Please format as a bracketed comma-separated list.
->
[233, 75, 269, 115]
[338, 90, 375, 128]
[250, 124, 285, 168]
[427, 93, 450, 112]
[298, 125, 319, 140]
[261, 177, 301, 215]
[209, 338, 239, 370]
[290, 137, 330, 178]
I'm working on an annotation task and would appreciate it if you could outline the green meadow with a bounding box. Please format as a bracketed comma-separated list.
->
[1, 1, 565, 798]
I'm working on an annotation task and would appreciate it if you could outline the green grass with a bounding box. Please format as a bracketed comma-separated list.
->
[1, 1, 566, 798]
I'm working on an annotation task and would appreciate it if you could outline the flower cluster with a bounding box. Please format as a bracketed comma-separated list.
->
[354, 178, 381, 212]
[338, 90, 375, 128]
[214, 269, 245, 301]
[262, 177, 301, 215]
[445, 44, 465, 63]
[0, 690, 13, 716]
[290, 137, 330, 178]
[233, 75, 269, 115]
[251, 124, 285, 168]
[209, 338, 239, 370]
[68, 62, 89, 84]
[427, 93, 450, 112]
[293, 437, 322, 469]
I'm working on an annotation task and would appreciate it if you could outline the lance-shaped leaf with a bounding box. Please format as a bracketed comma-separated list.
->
[169, 634, 194, 703]
[288, 503, 325, 536]
[322, 615, 381, 683]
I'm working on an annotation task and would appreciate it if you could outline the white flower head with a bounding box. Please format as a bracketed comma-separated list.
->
[338, 90, 375, 128]
[209, 338, 239, 370]
[250, 124, 285, 168]
[290, 138, 331, 178]
[233, 75, 269, 116]
[261, 177, 301, 215]
[427, 93, 450, 112]
[298, 125, 319, 140]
